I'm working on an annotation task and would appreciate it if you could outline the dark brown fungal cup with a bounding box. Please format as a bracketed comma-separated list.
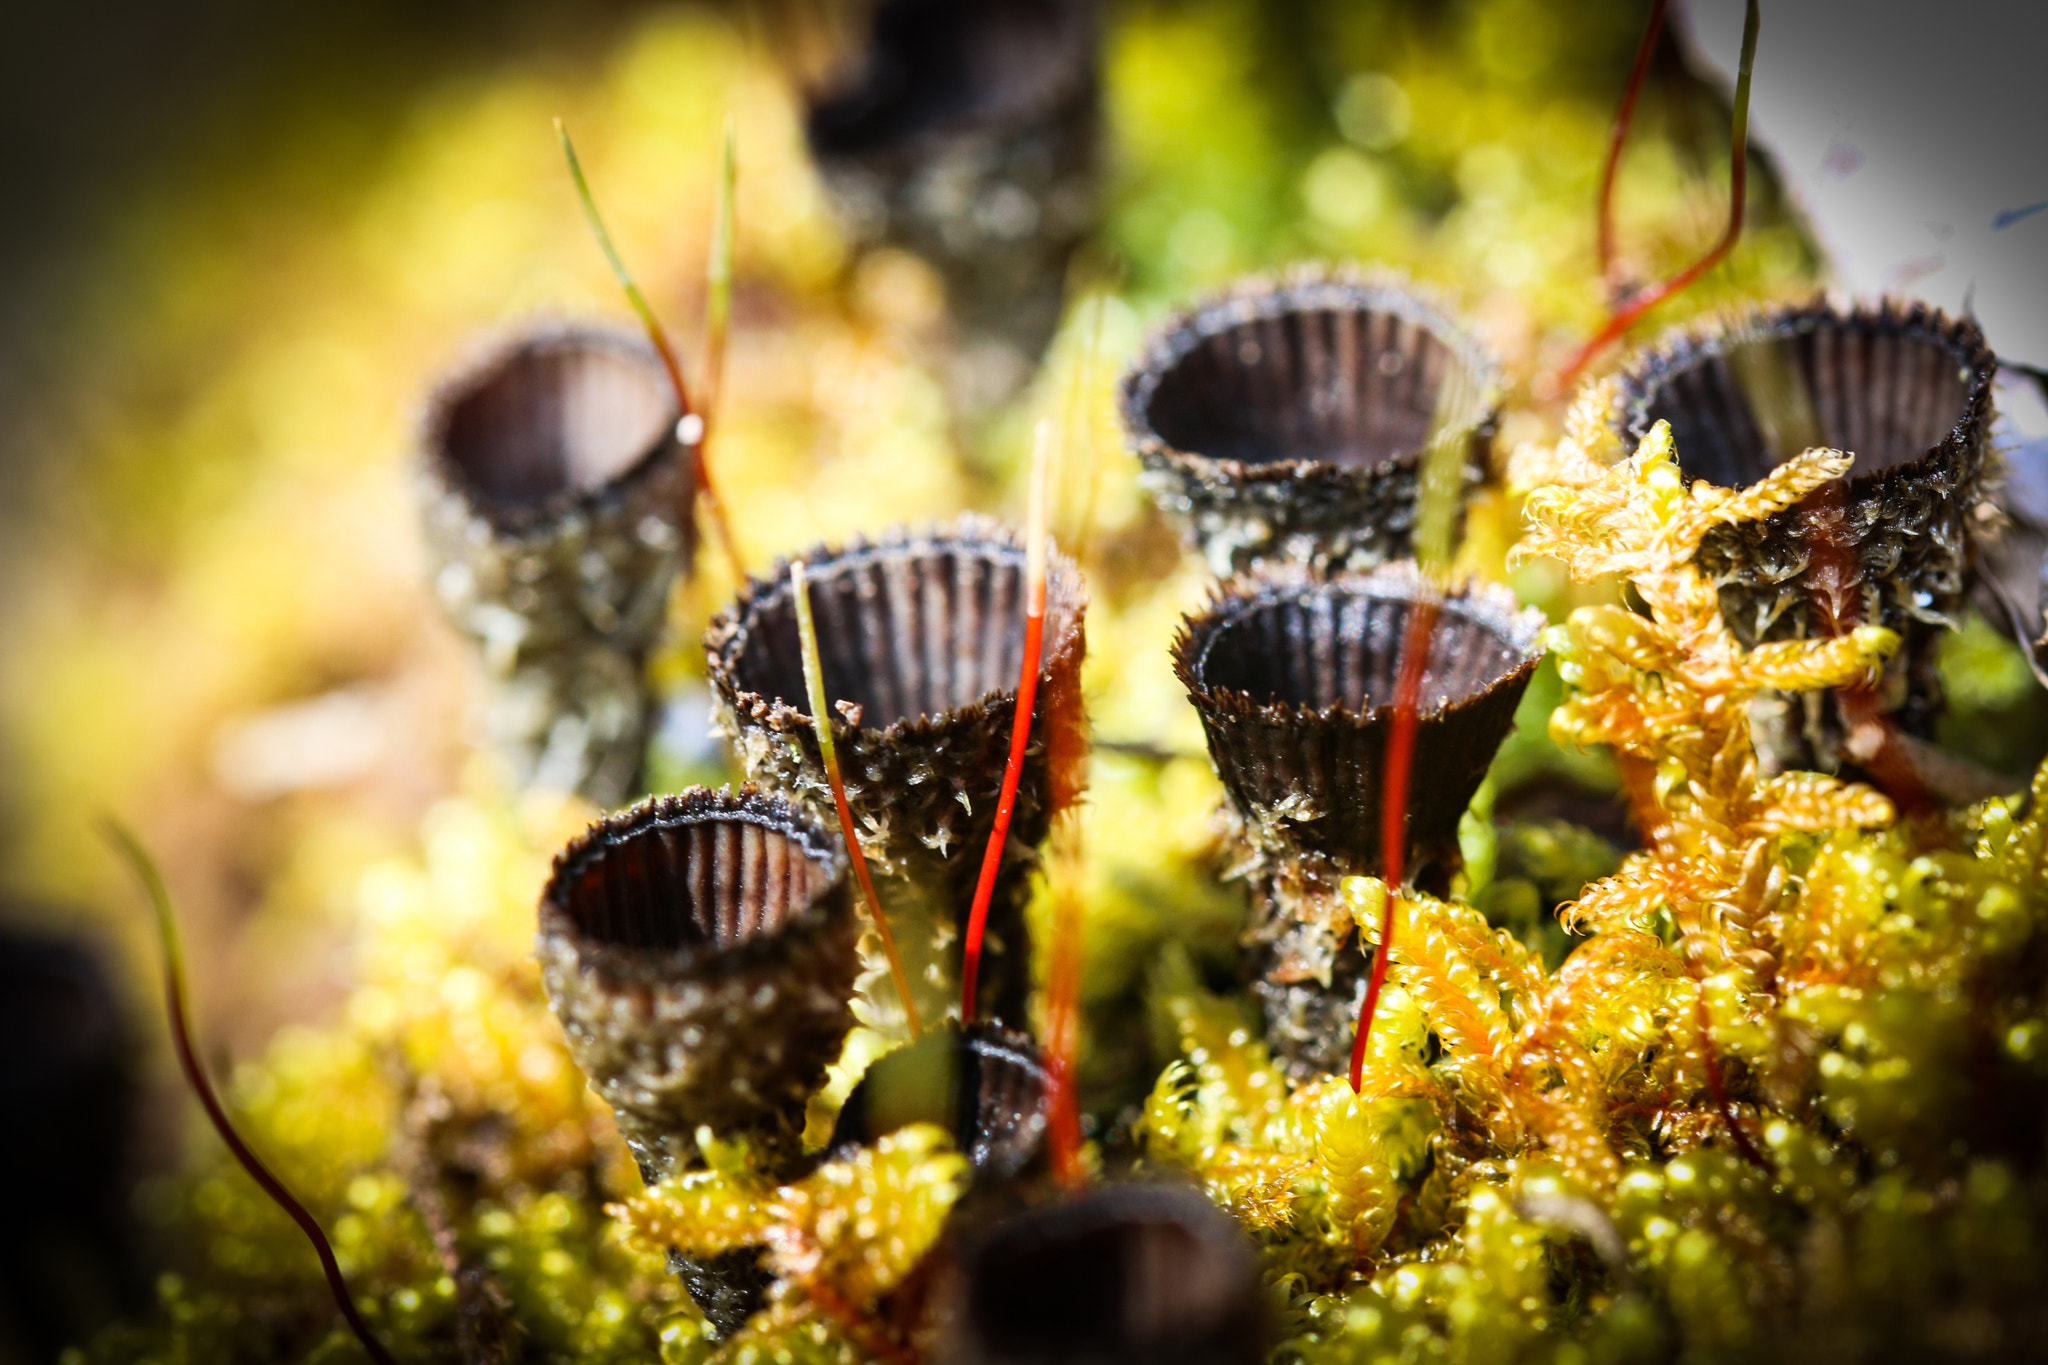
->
[935, 1183, 1271, 1365]
[0, 925, 142, 1359]
[537, 788, 858, 1339]
[1614, 298, 1997, 765]
[420, 322, 697, 805]
[706, 517, 1087, 1028]
[1122, 268, 1503, 576]
[537, 787, 858, 1174]
[830, 1023, 1049, 1184]
[806, 0, 1099, 412]
[1172, 562, 1544, 1076]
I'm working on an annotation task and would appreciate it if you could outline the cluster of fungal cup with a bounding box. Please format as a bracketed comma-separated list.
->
[406, 224, 2048, 1361]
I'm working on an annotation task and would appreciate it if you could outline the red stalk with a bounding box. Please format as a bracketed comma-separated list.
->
[105, 822, 398, 1365]
[1596, 0, 1672, 286]
[1554, 0, 1758, 395]
[1348, 597, 1440, 1094]
[960, 424, 1053, 1022]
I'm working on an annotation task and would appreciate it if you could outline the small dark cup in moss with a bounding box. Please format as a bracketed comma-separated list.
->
[706, 516, 1087, 1028]
[936, 1183, 1272, 1365]
[1173, 562, 1544, 1075]
[830, 1022, 1049, 1185]
[1613, 297, 1997, 765]
[420, 322, 696, 805]
[1122, 268, 1502, 576]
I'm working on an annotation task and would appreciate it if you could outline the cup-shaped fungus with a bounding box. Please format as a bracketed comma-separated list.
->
[420, 322, 696, 804]
[537, 788, 858, 1337]
[806, 0, 1099, 410]
[1122, 268, 1501, 576]
[1173, 562, 1544, 1075]
[830, 1023, 1049, 1185]
[706, 517, 1087, 1027]
[1613, 298, 1996, 768]
[937, 1183, 1272, 1365]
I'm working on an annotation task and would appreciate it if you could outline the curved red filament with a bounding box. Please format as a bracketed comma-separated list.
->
[1349, 597, 1440, 1094]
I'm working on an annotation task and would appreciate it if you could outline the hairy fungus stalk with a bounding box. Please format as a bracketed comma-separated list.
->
[105, 822, 398, 1365]
[556, 118, 745, 582]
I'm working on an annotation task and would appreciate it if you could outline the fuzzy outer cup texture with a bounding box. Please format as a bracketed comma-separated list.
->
[1173, 562, 1544, 1075]
[419, 321, 698, 805]
[805, 0, 1100, 410]
[935, 1182, 1272, 1365]
[706, 516, 1087, 1028]
[1122, 267, 1502, 577]
[535, 787, 858, 1179]
[1614, 297, 1997, 760]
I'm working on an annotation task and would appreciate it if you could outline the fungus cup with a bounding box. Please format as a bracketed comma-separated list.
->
[1121, 268, 1501, 576]
[1613, 298, 1997, 766]
[706, 517, 1087, 1027]
[420, 322, 696, 804]
[537, 787, 859, 1337]
[1173, 561, 1545, 1075]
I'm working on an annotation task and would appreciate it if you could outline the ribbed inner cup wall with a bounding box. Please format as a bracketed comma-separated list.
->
[1640, 321, 1972, 489]
[731, 543, 1049, 730]
[958, 1189, 1263, 1364]
[1143, 305, 1467, 470]
[962, 1035, 1047, 1176]
[831, 1027, 1048, 1179]
[1194, 588, 1526, 717]
[559, 815, 833, 952]
[441, 335, 673, 511]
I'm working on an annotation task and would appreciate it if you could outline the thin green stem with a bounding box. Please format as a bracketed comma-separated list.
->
[556, 117, 746, 582]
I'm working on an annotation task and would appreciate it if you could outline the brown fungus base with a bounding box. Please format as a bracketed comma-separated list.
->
[707, 516, 1086, 1028]
[1122, 268, 1501, 576]
[1615, 297, 1996, 761]
[1174, 563, 1544, 1076]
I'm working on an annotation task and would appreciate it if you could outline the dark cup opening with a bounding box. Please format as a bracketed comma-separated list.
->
[438, 330, 675, 514]
[1627, 307, 1989, 491]
[830, 1024, 1047, 1180]
[806, 0, 1094, 159]
[1139, 293, 1485, 472]
[1190, 584, 1530, 720]
[547, 795, 841, 954]
[726, 540, 1079, 733]
[952, 1185, 1268, 1365]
